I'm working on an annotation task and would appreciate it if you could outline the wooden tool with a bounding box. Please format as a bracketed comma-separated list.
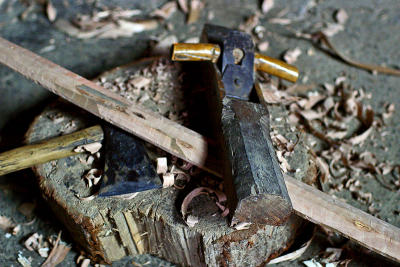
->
[0, 36, 399, 263]
[172, 24, 298, 226]
[0, 125, 103, 176]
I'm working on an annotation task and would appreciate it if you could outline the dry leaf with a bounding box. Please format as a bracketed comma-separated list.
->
[283, 47, 302, 64]
[152, 2, 177, 19]
[261, 0, 274, 14]
[335, 9, 348, 25]
[46, 1, 57, 22]
[187, 0, 204, 24]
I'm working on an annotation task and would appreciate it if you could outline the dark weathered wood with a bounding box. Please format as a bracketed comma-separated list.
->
[221, 97, 292, 226]
[0, 125, 103, 176]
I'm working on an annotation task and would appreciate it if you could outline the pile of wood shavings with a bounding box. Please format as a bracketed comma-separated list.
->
[259, 74, 398, 216]
[97, 58, 188, 125]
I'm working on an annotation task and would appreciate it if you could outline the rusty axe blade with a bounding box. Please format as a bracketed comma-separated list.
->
[98, 124, 162, 197]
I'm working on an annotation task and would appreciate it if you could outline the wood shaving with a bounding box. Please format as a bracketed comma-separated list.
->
[181, 187, 228, 220]
[186, 215, 199, 227]
[156, 157, 168, 174]
[261, 0, 274, 14]
[257, 41, 269, 52]
[268, 18, 292, 25]
[178, 0, 189, 13]
[74, 142, 102, 154]
[41, 232, 71, 267]
[46, 1, 57, 22]
[335, 9, 348, 25]
[75, 193, 97, 201]
[321, 23, 344, 37]
[233, 222, 252, 230]
[162, 173, 175, 188]
[0, 215, 15, 232]
[268, 235, 314, 264]
[283, 47, 302, 64]
[348, 127, 372, 145]
[17, 252, 32, 267]
[151, 2, 177, 19]
[187, 0, 204, 24]
[83, 169, 102, 188]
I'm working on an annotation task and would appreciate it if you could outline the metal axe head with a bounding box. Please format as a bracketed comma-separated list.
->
[98, 124, 161, 197]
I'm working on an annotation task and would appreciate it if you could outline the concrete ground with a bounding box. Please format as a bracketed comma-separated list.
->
[0, 0, 399, 266]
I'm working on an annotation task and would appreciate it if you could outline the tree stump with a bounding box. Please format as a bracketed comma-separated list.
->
[25, 58, 313, 266]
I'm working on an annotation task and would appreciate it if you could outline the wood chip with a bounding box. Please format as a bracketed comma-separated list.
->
[17, 252, 32, 267]
[257, 41, 269, 52]
[187, 0, 204, 24]
[321, 23, 344, 37]
[261, 0, 274, 14]
[41, 232, 71, 267]
[268, 235, 314, 264]
[186, 215, 199, 227]
[0, 215, 15, 232]
[268, 18, 292, 25]
[283, 47, 302, 64]
[335, 9, 348, 25]
[316, 156, 330, 183]
[162, 173, 175, 188]
[156, 157, 168, 174]
[178, 0, 189, 13]
[74, 142, 102, 154]
[348, 127, 372, 145]
[233, 222, 251, 230]
[151, 2, 177, 19]
[46, 1, 57, 22]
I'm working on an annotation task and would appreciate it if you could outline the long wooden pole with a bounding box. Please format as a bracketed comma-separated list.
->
[0, 125, 103, 176]
[0, 37, 208, 170]
[0, 37, 399, 262]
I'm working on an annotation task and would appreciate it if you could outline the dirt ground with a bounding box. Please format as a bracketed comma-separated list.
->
[0, 0, 399, 266]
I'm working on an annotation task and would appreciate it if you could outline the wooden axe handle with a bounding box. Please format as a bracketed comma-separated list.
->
[0, 125, 103, 176]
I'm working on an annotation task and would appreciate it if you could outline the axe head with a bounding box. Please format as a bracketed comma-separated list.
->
[98, 124, 161, 197]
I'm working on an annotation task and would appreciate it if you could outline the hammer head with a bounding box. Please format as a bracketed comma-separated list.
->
[98, 124, 161, 197]
[201, 24, 255, 100]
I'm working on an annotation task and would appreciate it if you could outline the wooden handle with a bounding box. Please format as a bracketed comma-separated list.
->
[0, 125, 103, 176]
[171, 43, 299, 82]
[254, 53, 299, 83]
[172, 43, 221, 63]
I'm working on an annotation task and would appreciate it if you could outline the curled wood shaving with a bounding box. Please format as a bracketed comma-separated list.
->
[268, 235, 314, 264]
[316, 156, 330, 183]
[313, 32, 400, 76]
[348, 127, 372, 145]
[181, 187, 228, 222]
[255, 81, 300, 105]
[41, 232, 71, 267]
[75, 193, 97, 201]
[83, 169, 102, 188]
